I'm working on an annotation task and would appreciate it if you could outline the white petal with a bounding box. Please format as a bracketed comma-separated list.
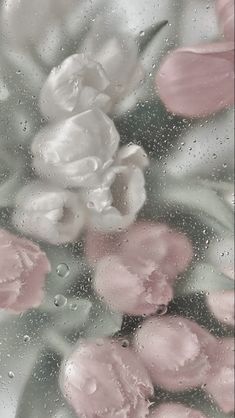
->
[89, 166, 146, 231]
[82, 187, 113, 213]
[13, 182, 86, 245]
[116, 144, 149, 169]
[40, 54, 112, 120]
[81, 18, 143, 100]
[32, 109, 120, 188]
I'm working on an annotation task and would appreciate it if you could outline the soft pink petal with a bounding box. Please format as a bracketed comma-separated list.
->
[121, 222, 193, 281]
[207, 291, 234, 326]
[216, 0, 235, 41]
[60, 339, 153, 418]
[156, 42, 234, 117]
[84, 229, 124, 265]
[134, 316, 217, 391]
[0, 229, 51, 312]
[206, 338, 234, 413]
[151, 403, 207, 418]
[95, 255, 173, 316]
[0, 280, 21, 308]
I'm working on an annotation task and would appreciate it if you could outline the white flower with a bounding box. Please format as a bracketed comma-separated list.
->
[39, 54, 112, 120]
[83, 145, 149, 231]
[32, 109, 120, 189]
[81, 17, 144, 101]
[12, 182, 85, 245]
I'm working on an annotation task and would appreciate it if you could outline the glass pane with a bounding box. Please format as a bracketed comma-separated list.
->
[0, 1, 234, 417]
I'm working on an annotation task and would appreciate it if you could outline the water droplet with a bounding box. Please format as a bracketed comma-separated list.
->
[23, 335, 30, 343]
[69, 302, 78, 311]
[8, 371, 15, 379]
[121, 339, 129, 348]
[87, 201, 95, 209]
[156, 305, 168, 315]
[56, 263, 70, 278]
[212, 153, 217, 159]
[54, 295, 67, 307]
[139, 30, 145, 37]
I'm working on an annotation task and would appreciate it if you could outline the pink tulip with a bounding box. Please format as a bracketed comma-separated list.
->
[134, 316, 217, 391]
[207, 290, 234, 326]
[86, 222, 193, 277]
[94, 255, 173, 316]
[90, 222, 192, 316]
[60, 338, 153, 418]
[150, 403, 207, 418]
[156, 1, 234, 117]
[0, 229, 50, 312]
[120, 222, 193, 281]
[206, 338, 234, 413]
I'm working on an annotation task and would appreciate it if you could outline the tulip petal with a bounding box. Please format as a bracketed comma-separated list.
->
[207, 291, 234, 326]
[156, 42, 234, 117]
[216, 0, 235, 41]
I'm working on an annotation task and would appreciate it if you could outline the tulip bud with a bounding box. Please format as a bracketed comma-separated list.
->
[134, 316, 216, 391]
[32, 109, 120, 189]
[81, 17, 144, 100]
[13, 182, 85, 245]
[0, 229, 50, 312]
[207, 290, 234, 326]
[94, 255, 173, 316]
[40, 54, 112, 120]
[60, 338, 153, 418]
[206, 338, 234, 413]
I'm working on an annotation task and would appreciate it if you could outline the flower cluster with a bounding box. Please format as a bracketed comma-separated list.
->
[13, 44, 148, 245]
[60, 316, 234, 417]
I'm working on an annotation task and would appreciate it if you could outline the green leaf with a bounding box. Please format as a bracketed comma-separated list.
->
[160, 182, 234, 233]
[175, 263, 234, 297]
[15, 350, 68, 418]
[50, 298, 92, 333]
[83, 301, 123, 339]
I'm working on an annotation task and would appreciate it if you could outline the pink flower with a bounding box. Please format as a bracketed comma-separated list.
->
[94, 255, 173, 316]
[134, 316, 217, 391]
[88, 222, 192, 316]
[206, 338, 234, 413]
[60, 338, 153, 418]
[0, 229, 51, 312]
[150, 403, 207, 418]
[156, 0, 234, 117]
[207, 290, 234, 326]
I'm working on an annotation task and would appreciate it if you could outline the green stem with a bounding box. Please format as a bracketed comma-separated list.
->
[138, 20, 168, 53]
[43, 329, 73, 357]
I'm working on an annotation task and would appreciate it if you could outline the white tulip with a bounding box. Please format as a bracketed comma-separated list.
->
[12, 182, 85, 245]
[84, 144, 149, 231]
[81, 18, 144, 101]
[32, 109, 120, 189]
[40, 54, 112, 120]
